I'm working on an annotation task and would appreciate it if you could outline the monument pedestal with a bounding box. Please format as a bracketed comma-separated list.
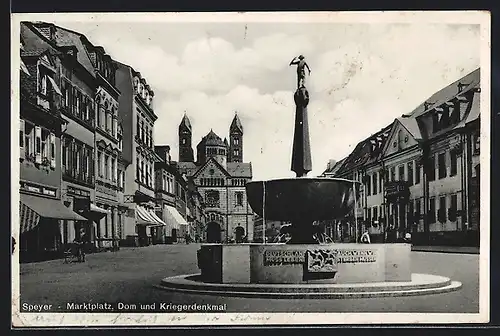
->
[197, 243, 411, 284]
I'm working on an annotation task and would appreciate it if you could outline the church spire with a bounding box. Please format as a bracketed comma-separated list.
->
[179, 112, 192, 132]
[230, 111, 243, 134]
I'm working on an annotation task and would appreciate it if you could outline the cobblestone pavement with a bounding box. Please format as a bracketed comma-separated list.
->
[18, 243, 480, 313]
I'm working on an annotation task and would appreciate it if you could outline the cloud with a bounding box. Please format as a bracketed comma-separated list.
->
[47, 21, 480, 180]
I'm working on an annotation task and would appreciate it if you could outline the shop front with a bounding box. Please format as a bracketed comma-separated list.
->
[19, 192, 87, 262]
[163, 205, 188, 244]
[384, 181, 410, 242]
[135, 204, 166, 246]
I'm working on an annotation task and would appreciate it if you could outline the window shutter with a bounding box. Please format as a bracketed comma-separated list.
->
[50, 132, 56, 168]
[35, 126, 42, 164]
[20, 119, 25, 159]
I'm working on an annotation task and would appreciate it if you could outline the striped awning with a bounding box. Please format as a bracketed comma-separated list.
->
[20, 194, 86, 234]
[149, 211, 167, 226]
[164, 205, 188, 231]
[136, 205, 164, 226]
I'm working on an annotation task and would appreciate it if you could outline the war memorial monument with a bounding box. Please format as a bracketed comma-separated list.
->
[158, 56, 463, 299]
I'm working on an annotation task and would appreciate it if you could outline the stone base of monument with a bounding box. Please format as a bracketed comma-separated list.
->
[157, 273, 462, 299]
[195, 243, 412, 284]
[156, 243, 462, 298]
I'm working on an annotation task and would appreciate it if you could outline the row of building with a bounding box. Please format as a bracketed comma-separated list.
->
[18, 21, 254, 262]
[321, 68, 481, 247]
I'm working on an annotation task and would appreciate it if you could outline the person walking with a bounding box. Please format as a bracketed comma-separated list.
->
[73, 228, 87, 262]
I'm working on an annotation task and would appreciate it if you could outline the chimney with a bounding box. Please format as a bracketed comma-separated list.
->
[326, 159, 337, 171]
[154, 145, 171, 163]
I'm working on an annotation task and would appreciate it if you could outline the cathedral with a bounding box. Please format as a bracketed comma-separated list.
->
[176, 113, 254, 243]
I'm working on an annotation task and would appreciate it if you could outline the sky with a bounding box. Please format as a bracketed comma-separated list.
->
[39, 17, 480, 181]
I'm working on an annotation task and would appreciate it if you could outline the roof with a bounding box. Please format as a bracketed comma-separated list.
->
[230, 113, 243, 133]
[227, 162, 252, 178]
[398, 115, 422, 140]
[50, 25, 96, 77]
[198, 129, 226, 147]
[20, 23, 60, 59]
[411, 68, 480, 118]
[176, 161, 198, 176]
[322, 158, 346, 176]
[336, 124, 392, 176]
[179, 113, 192, 132]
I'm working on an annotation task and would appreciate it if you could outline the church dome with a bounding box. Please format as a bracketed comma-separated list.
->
[201, 129, 226, 147]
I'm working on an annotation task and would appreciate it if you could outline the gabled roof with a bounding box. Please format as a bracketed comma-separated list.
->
[398, 115, 422, 141]
[192, 157, 231, 179]
[230, 112, 243, 133]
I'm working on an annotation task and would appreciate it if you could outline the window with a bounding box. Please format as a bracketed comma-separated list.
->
[473, 133, 480, 154]
[438, 152, 446, 179]
[234, 149, 239, 157]
[449, 194, 458, 222]
[19, 120, 24, 150]
[379, 172, 383, 193]
[373, 206, 378, 223]
[407, 161, 414, 186]
[236, 191, 244, 206]
[428, 197, 436, 224]
[234, 137, 239, 145]
[205, 190, 220, 208]
[104, 154, 109, 180]
[438, 196, 447, 223]
[390, 167, 396, 182]
[140, 160, 145, 183]
[427, 155, 436, 181]
[372, 173, 377, 195]
[415, 163, 421, 185]
[398, 165, 405, 181]
[450, 150, 458, 176]
[111, 157, 116, 182]
[415, 198, 421, 218]
[39, 73, 48, 96]
[366, 175, 371, 196]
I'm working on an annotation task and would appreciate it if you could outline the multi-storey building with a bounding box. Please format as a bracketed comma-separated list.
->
[176, 113, 254, 243]
[325, 68, 481, 246]
[154, 145, 188, 244]
[115, 62, 165, 247]
[19, 23, 87, 261]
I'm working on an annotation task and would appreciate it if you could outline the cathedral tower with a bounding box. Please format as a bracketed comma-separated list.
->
[229, 112, 243, 163]
[179, 113, 194, 162]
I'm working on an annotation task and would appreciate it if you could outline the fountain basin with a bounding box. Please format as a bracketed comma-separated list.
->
[245, 177, 358, 222]
[196, 243, 411, 284]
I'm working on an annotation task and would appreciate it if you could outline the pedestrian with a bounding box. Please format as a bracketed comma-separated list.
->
[360, 230, 371, 244]
[404, 231, 412, 244]
[73, 228, 86, 262]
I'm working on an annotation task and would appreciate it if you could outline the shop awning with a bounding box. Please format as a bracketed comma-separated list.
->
[136, 205, 160, 226]
[149, 211, 167, 226]
[164, 205, 188, 231]
[20, 194, 86, 234]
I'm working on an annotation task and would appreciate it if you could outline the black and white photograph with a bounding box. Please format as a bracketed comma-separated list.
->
[11, 11, 490, 326]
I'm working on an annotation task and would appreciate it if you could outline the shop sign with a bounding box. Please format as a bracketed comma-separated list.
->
[67, 186, 91, 198]
[20, 181, 57, 198]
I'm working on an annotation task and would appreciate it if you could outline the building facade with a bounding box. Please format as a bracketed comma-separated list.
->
[19, 22, 88, 261]
[325, 68, 481, 247]
[115, 62, 166, 247]
[177, 113, 254, 243]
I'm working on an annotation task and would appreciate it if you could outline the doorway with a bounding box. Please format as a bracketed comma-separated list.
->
[235, 226, 245, 243]
[206, 222, 222, 243]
